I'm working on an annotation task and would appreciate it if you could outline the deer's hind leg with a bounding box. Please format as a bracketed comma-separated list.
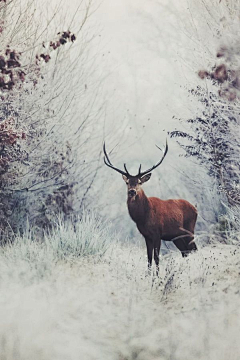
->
[173, 237, 189, 257]
[173, 227, 197, 257]
[183, 215, 198, 253]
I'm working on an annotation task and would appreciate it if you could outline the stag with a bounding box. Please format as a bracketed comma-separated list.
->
[103, 141, 197, 274]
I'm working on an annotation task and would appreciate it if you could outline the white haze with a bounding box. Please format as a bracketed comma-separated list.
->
[42, 0, 226, 228]
[87, 0, 230, 234]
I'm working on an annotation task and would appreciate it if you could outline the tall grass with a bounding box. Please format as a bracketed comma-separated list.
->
[0, 212, 111, 284]
[0, 214, 240, 359]
[45, 213, 111, 261]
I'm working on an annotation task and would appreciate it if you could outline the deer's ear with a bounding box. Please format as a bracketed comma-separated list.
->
[122, 175, 128, 183]
[141, 173, 151, 183]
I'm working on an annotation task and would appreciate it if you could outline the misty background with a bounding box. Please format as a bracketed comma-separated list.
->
[0, 1, 240, 359]
[1, 0, 238, 239]
[82, 0, 228, 235]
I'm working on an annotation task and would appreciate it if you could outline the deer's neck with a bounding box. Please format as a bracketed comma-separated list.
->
[127, 189, 150, 224]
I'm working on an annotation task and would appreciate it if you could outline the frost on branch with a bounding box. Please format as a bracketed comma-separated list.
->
[170, 43, 240, 213]
[0, 2, 80, 239]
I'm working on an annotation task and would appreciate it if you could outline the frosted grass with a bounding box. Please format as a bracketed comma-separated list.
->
[0, 218, 239, 360]
[0, 213, 110, 283]
[45, 213, 110, 261]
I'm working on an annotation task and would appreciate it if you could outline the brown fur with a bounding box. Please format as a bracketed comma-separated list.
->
[103, 141, 197, 274]
[126, 186, 198, 274]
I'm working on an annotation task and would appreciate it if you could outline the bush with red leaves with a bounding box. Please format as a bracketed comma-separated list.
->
[198, 48, 240, 102]
[170, 45, 240, 207]
[0, 30, 77, 91]
[37, 30, 76, 64]
[0, 49, 25, 90]
[0, 117, 26, 175]
[0, 29, 77, 180]
[0, 27, 77, 238]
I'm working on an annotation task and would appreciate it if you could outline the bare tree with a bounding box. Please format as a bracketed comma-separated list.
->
[169, 0, 240, 234]
[0, 0, 106, 237]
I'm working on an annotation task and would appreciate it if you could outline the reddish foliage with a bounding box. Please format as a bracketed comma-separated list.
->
[0, 118, 26, 174]
[198, 64, 227, 83]
[37, 31, 76, 65]
[0, 49, 25, 90]
[40, 53, 51, 63]
[212, 64, 227, 82]
[49, 30, 76, 51]
[198, 70, 209, 79]
[0, 30, 76, 91]
[0, 118, 25, 146]
[198, 48, 240, 101]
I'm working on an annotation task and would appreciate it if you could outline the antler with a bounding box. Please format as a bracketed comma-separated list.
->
[103, 142, 129, 176]
[138, 139, 168, 177]
[103, 140, 168, 177]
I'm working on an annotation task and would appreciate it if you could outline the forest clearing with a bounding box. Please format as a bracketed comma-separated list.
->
[0, 0, 239, 359]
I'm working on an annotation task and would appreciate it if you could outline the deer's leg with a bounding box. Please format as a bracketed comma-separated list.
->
[180, 214, 198, 255]
[154, 239, 161, 276]
[173, 238, 189, 257]
[185, 236, 197, 252]
[145, 238, 153, 273]
[173, 228, 197, 257]
[184, 219, 198, 253]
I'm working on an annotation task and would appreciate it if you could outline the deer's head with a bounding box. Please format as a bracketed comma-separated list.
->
[103, 141, 168, 201]
[122, 174, 151, 200]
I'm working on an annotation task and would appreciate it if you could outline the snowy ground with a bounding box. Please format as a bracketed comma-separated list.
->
[0, 220, 240, 360]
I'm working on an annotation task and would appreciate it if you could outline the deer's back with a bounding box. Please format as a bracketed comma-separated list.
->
[147, 197, 197, 239]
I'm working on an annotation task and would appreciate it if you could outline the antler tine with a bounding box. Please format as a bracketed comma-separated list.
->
[138, 164, 142, 175]
[103, 142, 128, 176]
[124, 163, 130, 175]
[103, 142, 113, 166]
[138, 139, 168, 177]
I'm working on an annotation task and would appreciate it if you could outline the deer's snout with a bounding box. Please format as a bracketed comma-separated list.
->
[128, 189, 137, 197]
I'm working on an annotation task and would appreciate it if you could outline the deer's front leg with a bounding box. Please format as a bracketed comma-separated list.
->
[154, 239, 161, 276]
[145, 237, 153, 274]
